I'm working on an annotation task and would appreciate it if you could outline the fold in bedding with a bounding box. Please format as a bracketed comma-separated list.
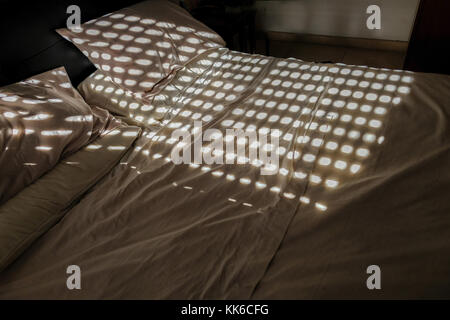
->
[1, 48, 450, 298]
[0, 123, 141, 273]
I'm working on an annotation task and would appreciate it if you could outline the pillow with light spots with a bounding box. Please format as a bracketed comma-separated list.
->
[77, 69, 176, 128]
[0, 67, 121, 205]
[56, 0, 225, 98]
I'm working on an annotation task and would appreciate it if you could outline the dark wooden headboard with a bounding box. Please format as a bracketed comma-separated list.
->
[0, 0, 144, 87]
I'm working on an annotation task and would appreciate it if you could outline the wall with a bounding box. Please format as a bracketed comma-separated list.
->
[256, 0, 420, 41]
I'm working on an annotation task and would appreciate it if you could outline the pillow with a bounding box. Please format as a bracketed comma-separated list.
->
[77, 70, 165, 127]
[0, 67, 120, 205]
[56, 0, 225, 97]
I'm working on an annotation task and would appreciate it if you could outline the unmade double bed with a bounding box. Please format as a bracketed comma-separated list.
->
[1, 0, 450, 299]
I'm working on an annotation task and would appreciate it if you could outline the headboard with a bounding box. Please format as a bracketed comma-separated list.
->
[0, 0, 144, 87]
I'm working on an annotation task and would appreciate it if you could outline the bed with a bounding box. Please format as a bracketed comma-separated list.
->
[1, 0, 450, 299]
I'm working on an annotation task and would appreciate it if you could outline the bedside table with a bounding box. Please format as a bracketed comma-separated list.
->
[191, 0, 256, 53]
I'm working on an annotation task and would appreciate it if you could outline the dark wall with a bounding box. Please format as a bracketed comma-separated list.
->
[0, 0, 142, 87]
[404, 0, 450, 75]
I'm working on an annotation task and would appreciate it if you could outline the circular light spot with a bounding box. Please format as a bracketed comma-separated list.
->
[366, 93, 378, 101]
[350, 164, 361, 174]
[319, 157, 331, 166]
[326, 141, 338, 150]
[363, 133, 376, 143]
[86, 29, 100, 35]
[380, 95, 391, 103]
[326, 179, 339, 188]
[341, 145, 353, 154]
[303, 154, 316, 162]
[102, 32, 118, 38]
[348, 130, 360, 139]
[360, 104, 372, 113]
[130, 26, 144, 32]
[113, 23, 128, 30]
[356, 148, 370, 158]
[355, 117, 366, 125]
[335, 160, 347, 170]
[398, 86, 410, 94]
[328, 88, 339, 95]
[369, 119, 382, 128]
[111, 44, 124, 51]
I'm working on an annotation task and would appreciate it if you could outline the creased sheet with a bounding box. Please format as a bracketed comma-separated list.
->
[1, 49, 447, 299]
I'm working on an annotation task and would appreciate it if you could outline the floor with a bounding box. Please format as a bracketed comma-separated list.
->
[254, 39, 407, 70]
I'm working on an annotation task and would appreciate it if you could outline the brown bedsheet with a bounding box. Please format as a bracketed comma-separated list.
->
[0, 49, 449, 299]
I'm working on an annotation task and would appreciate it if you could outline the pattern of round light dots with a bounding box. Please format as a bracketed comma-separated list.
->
[73, 39, 414, 213]
[60, 10, 224, 96]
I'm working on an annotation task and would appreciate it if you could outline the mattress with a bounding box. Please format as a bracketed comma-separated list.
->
[1, 48, 450, 299]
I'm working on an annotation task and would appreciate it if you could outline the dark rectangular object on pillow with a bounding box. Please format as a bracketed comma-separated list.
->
[0, 0, 143, 87]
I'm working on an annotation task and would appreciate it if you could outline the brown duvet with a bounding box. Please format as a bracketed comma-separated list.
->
[0, 48, 450, 299]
